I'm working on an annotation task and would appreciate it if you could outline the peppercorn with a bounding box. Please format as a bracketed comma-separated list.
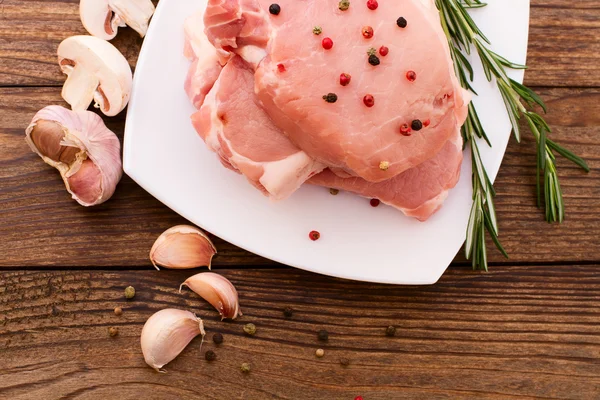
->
[241, 362, 251, 373]
[205, 350, 217, 361]
[367, 47, 377, 56]
[213, 332, 224, 344]
[340, 73, 352, 86]
[411, 119, 423, 131]
[379, 161, 390, 171]
[309, 230, 321, 241]
[313, 26, 323, 35]
[399, 124, 412, 136]
[330, 188, 340, 195]
[406, 70, 417, 82]
[368, 54, 380, 66]
[243, 323, 257, 336]
[108, 327, 119, 337]
[283, 307, 294, 318]
[340, 358, 350, 366]
[277, 63, 286, 73]
[322, 37, 334, 50]
[379, 46, 389, 57]
[363, 94, 375, 108]
[355, 396, 364, 400]
[124, 286, 135, 299]
[315, 348, 325, 358]
[269, 4, 281, 15]
[366, 0, 378, 10]
[385, 325, 397, 337]
[114, 306, 123, 316]
[397, 17, 407, 28]
[323, 93, 338, 103]
[339, 0, 350, 11]
[370, 199, 380, 207]
[423, 119, 431, 127]
[362, 26, 374, 39]
[317, 329, 329, 341]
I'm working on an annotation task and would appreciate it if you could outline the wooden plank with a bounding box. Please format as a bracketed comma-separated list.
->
[0, 267, 599, 399]
[0, 87, 598, 267]
[0, 0, 599, 88]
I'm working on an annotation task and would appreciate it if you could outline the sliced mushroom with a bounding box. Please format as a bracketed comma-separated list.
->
[80, 0, 155, 41]
[57, 35, 133, 117]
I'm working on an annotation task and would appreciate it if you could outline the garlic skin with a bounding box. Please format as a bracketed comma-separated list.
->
[150, 225, 217, 270]
[25, 105, 122, 206]
[180, 272, 242, 320]
[140, 309, 205, 373]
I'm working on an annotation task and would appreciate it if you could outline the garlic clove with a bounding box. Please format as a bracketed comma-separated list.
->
[180, 272, 242, 320]
[25, 105, 123, 206]
[150, 225, 217, 270]
[140, 309, 205, 373]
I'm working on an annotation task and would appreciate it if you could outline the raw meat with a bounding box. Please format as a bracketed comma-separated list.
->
[309, 131, 463, 221]
[204, 0, 470, 182]
[191, 56, 324, 200]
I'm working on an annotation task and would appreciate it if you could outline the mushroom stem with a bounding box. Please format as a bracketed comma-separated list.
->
[62, 66, 99, 112]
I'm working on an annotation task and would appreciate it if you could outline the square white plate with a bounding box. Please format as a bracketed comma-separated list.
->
[124, 0, 530, 284]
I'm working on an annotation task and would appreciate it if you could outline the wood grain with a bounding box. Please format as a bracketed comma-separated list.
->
[1, 87, 598, 266]
[0, 1, 599, 88]
[0, 267, 599, 400]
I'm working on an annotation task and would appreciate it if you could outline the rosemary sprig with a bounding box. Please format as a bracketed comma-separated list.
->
[436, 0, 589, 270]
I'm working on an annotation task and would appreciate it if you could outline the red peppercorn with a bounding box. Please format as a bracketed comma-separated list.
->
[340, 73, 352, 86]
[399, 124, 412, 136]
[309, 230, 321, 241]
[406, 70, 417, 82]
[363, 94, 375, 108]
[362, 26, 374, 39]
[322, 37, 334, 50]
[370, 199, 380, 207]
[277, 63, 286, 73]
[423, 119, 431, 127]
[379, 46, 389, 57]
[366, 0, 378, 10]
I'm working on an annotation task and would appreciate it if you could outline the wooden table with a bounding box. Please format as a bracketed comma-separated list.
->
[1, 1, 599, 399]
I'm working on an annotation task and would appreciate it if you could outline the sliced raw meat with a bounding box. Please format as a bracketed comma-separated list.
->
[191, 56, 325, 200]
[309, 131, 463, 221]
[183, 9, 223, 109]
[204, 0, 469, 182]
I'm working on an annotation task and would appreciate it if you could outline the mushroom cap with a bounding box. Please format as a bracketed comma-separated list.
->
[80, 0, 155, 40]
[57, 35, 133, 117]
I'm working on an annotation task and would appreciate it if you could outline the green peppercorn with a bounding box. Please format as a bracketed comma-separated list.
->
[244, 323, 257, 336]
[367, 47, 377, 57]
[338, 0, 350, 11]
[124, 286, 135, 299]
[205, 350, 217, 361]
[241, 362, 251, 373]
[283, 307, 294, 318]
[385, 325, 396, 337]
[317, 329, 329, 341]
[213, 333, 224, 345]
[313, 26, 323, 35]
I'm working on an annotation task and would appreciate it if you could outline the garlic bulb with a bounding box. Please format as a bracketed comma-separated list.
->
[140, 309, 205, 373]
[180, 272, 242, 320]
[150, 225, 217, 270]
[25, 105, 122, 206]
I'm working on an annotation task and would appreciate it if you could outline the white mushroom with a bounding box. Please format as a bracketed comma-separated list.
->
[57, 35, 132, 117]
[80, 0, 155, 41]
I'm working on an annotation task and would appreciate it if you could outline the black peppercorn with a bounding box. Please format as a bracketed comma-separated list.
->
[368, 54, 381, 66]
[283, 307, 294, 318]
[269, 4, 281, 15]
[385, 325, 396, 337]
[323, 93, 338, 103]
[411, 120, 423, 131]
[213, 333, 224, 345]
[340, 358, 350, 366]
[317, 329, 329, 341]
[397, 17, 407, 28]
[205, 350, 217, 361]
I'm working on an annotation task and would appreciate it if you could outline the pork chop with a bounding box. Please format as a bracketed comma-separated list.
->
[204, 0, 469, 182]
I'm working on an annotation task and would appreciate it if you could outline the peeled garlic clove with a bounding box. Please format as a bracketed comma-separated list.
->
[25, 105, 122, 206]
[141, 309, 205, 373]
[150, 225, 217, 270]
[180, 272, 242, 320]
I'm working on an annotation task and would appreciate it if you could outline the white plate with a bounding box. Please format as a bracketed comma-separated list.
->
[124, 0, 530, 284]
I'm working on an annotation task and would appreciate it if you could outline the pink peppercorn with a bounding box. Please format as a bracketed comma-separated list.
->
[406, 70, 417, 82]
[423, 119, 431, 127]
[370, 199, 380, 207]
[362, 26, 374, 39]
[366, 0, 378, 10]
[340, 73, 352, 86]
[309, 231, 321, 241]
[399, 124, 412, 136]
[355, 397, 364, 400]
[363, 94, 375, 108]
[322, 37, 334, 50]
[379, 46, 389, 57]
[277, 63, 286, 72]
